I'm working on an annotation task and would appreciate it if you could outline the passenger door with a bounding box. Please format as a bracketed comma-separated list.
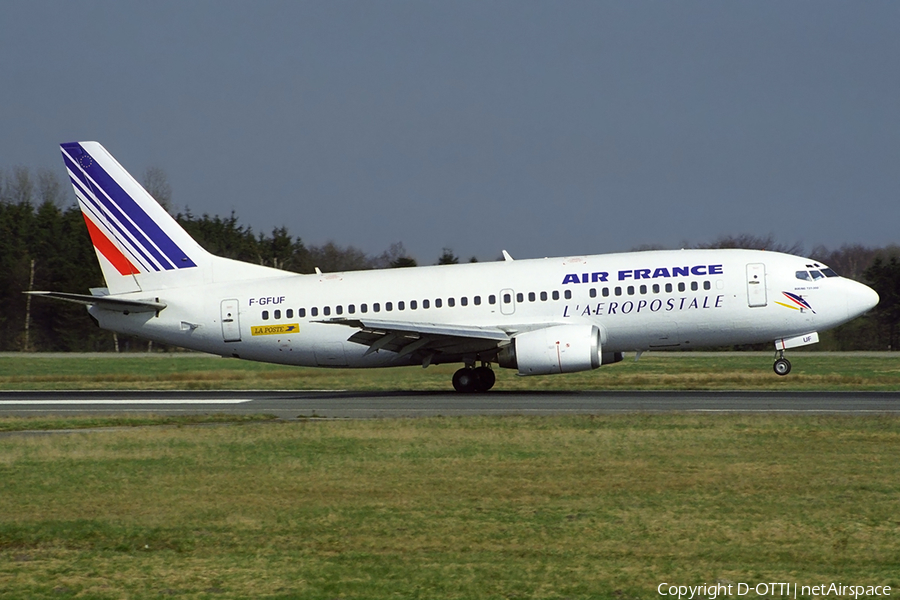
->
[746, 264, 767, 308]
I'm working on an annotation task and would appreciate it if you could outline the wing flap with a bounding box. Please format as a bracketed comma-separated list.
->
[323, 318, 510, 358]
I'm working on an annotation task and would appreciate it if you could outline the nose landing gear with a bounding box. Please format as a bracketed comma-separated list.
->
[773, 350, 792, 376]
[452, 364, 496, 392]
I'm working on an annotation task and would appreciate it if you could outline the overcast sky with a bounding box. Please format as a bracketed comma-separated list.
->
[2, 1, 898, 262]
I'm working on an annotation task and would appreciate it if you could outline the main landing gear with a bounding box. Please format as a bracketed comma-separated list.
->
[452, 364, 496, 393]
[773, 350, 792, 376]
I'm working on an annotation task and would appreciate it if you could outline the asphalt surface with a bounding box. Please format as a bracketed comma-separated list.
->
[1, 390, 899, 419]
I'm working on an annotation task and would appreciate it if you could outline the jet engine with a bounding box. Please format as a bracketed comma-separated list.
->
[498, 324, 621, 375]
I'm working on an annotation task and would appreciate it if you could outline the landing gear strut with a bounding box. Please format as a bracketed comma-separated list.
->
[452, 364, 496, 392]
[773, 350, 792, 376]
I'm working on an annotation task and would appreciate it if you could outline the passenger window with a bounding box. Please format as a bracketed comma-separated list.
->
[274, 310, 281, 319]
[627, 286, 634, 295]
[299, 308, 306, 318]
[589, 288, 596, 298]
[516, 293, 524, 302]
[552, 291, 560, 301]
[286, 309, 293, 318]
[639, 285, 647, 295]
[615, 287, 622, 297]
[564, 290, 572, 299]
[448, 298, 455, 307]
[795, 271, 812, 281]
[323, 306, 330, 316]
[435, 299, 442, 308]
[691, 281, 698, 291]
[703, 281, 711, 290]
[410, 300, 417, 310]
[386, 302, 393, 311]
[665, 283, 673, 293]
[652, 284, 659, 294]
[398, 301, 405, 310]
[423, 299, 430, 309]
[540, 291, 548, 301]
[311, 307, 318, 317]
[503, 293, 511, 304]
[373, 303, 380, 312]
[262, 310, 269, 320]
[361, 304, 368, 313]
[475, 296, 482, 306]
[678, 282, 685, 292]
[602, 288, 609, 297]
[489, 295, 496, 305]
[528, 292, 536, 302]
[336, 306, 343, 315]
[348, 304, 356, 314]
[461, 297, 468, 306]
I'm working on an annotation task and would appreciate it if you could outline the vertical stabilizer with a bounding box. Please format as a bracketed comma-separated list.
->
[61, 142, 209, 293]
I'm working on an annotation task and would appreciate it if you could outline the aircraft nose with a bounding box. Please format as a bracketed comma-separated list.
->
[846, 280, 879, 319]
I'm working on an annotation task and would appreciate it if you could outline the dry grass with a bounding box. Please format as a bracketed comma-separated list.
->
[1, 415, 899, 598]
[1, 352, 899, 391]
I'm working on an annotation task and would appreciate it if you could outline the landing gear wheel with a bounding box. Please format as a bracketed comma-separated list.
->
[773, 358, 792, 376]
[452, 366, 496, 392]
[452, 368, 479, 393]
[472, 366, 495, 392]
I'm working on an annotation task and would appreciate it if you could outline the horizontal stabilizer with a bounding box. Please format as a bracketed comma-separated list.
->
[26, 291, 166, 313]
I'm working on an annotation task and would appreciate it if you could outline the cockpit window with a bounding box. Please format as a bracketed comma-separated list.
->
[797, 268, 840, 281]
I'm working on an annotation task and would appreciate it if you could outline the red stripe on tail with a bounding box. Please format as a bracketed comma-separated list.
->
[82, 214, 138, 276]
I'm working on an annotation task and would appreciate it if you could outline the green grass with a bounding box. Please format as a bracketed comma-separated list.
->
[0, 352, 898, 390]
[1, 415, 898, 599]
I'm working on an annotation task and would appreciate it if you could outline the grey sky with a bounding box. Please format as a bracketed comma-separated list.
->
[2, 1, 898, 262]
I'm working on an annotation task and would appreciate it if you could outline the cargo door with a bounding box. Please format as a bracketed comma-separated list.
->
[221, 299, 242, 342]
[746, 263, 767, 307]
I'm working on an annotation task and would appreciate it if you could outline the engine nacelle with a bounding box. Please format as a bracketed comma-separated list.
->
[498, 324, 605, 376]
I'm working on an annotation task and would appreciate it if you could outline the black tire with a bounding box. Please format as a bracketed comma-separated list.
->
[452, 368, 478, 392]
[472, 366, 496, 391]
[773, 358, 792, 376]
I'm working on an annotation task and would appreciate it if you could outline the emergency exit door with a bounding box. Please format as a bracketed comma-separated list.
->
[221, 299, 242, 342]
[746, 263, 767, 308]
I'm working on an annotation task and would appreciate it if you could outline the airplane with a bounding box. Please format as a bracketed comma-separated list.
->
[30, 141, 880, 392]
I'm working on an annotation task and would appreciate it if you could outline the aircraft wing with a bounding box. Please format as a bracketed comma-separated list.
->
[320, 318, 510, 361]
[26, 291, 166, 313]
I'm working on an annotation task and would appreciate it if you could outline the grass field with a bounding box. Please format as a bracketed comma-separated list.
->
[0, 351, 899, 391]
[1, 415, 898, 599]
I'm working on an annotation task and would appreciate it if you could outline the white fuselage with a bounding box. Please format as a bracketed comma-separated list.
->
[90, 248, 877, 369]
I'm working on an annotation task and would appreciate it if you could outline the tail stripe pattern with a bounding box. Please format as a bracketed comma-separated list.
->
[81, 213, 139, 276]
[63, 163, 158, 272]
[61, 142, 197, 273]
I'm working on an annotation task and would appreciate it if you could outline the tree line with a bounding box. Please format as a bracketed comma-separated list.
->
[1, 166, 897, 352]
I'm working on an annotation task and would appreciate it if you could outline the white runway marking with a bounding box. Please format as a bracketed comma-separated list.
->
[0, 399, 253, 405]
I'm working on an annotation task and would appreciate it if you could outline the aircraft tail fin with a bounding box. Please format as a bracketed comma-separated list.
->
[60, 141, 282, 293]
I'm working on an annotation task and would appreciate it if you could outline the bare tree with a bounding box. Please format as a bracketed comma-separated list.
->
[694, 234, 803, 255]
[142, 166, 172, 213]
[37, 168, 64, 207]
[10, 166, 34, 205]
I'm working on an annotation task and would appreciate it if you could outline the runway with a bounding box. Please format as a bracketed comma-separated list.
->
[1, 390, 899, 419]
